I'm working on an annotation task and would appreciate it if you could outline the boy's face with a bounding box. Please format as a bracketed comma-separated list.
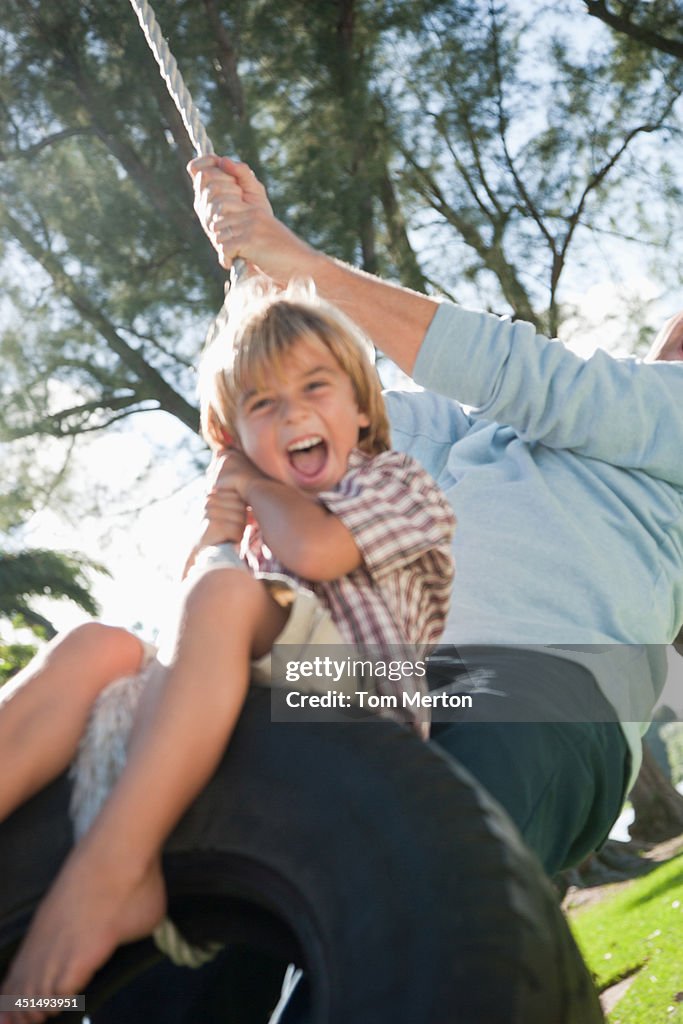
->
[234, 336, 370, 493]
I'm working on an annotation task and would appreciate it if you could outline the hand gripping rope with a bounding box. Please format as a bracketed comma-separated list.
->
[128, 0, 245, 280]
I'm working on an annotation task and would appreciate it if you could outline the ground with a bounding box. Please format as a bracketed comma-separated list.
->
[563, 833, 683, 1016]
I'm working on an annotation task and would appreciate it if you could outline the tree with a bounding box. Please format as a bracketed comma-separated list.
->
[396, 1, 683, 333]
[584, 0, 683, 60]
[0, 546, 103, 682]
[0, 1, 221, 448]
[627, 633, 683, 843]
[1, 0, 682, 479]
[0, 639, 41, 685]
[0, 548, 100, 636]
[629, 743, 683, 843]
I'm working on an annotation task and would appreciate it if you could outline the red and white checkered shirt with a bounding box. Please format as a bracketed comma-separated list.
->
[246, 449, 455, 734]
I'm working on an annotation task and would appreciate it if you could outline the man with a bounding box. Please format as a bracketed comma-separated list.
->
[189, 155, 683, 876]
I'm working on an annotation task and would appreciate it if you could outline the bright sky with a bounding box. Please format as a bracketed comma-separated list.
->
[21, 417, 204, 643]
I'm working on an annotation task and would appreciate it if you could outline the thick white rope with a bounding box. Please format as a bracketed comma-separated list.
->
[129, 0, 213, 155]
[128, 0, 244, 287]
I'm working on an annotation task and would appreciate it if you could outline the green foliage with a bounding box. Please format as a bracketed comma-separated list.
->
[0, 638, 37, 685]
[0, 547, 104, 639]
[570, 854, 683, 1022]
[662, 722, 683, 786]
[0, 0, 682, 481]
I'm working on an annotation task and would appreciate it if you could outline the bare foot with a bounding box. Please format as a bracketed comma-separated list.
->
[0, 845, 166, 1024]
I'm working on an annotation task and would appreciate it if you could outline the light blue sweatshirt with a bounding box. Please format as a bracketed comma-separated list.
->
[385, 302, 683, 785]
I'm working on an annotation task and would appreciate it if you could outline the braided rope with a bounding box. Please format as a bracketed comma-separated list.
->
[128, 0, 244, 281]
[129, 0, 213, 155]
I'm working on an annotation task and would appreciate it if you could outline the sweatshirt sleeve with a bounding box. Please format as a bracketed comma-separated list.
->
[412, 302, 683, 486]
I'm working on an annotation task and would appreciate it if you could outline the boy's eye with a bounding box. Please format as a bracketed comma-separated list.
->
[305, 379, 328, 392]
[248, 396, 274, 412]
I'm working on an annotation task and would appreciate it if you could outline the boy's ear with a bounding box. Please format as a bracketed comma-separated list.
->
[221, 427, 245, 452]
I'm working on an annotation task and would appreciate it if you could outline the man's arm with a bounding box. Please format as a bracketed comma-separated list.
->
[190, 157, 683, 484]
[410, 302, 683, 485]
[188, 156, 438, 376]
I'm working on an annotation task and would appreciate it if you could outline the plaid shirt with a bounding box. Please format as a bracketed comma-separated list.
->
[246, 449, 455, 734]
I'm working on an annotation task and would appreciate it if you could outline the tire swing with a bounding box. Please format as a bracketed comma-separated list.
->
[0, 4, 605, 1021]
[0, 690, 603, 1023]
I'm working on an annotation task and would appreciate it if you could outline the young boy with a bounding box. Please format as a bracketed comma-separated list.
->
[0, 280, 454, 1022]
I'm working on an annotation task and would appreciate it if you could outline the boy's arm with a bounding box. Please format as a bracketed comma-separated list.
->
[215, 450, 362, 581]
[246, 478, 362, 581]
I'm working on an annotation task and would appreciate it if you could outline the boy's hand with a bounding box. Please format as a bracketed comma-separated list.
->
[209, 447, 268, 504]
[182, 479, 249, 579]
[187, 155, 319, 283]
[201, 486, 249, 544]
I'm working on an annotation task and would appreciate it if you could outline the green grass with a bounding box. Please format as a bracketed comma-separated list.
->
[569, 854, 683, 1023]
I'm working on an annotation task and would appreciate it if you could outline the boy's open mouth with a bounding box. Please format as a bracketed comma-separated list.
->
[287, 435, 328, 478]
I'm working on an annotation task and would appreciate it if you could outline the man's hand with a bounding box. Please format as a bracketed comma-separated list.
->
[187, 155, 321, 284]
[188, 156, 438, 375]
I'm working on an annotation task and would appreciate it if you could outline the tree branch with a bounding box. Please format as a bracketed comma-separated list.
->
[5, 400, 161, 440]
[201, 0, 266, 181]
[489, 1, 557, 255]
[461, 113, 505, 219]
[128, 329, 195, 369]
[403, 149, 538, 324]
[559, 95, 680, 276]
[0, 127, 95, 162]
[584, 0, 683, 60]
[0, 204, 199, 431]
[377, 167, 427, 292]
[19, 7, 225, 295]
[432, 111, 497, 223]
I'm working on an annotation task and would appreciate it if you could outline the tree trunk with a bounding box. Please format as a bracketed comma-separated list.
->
[629, 742, 683, 843]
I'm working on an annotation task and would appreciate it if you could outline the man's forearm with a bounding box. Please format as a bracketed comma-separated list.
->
[189, 155, 440, 375]
[305, 251, 439, 376]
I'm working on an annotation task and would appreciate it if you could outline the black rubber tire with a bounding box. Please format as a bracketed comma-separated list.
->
[0, 687, 603, 1023]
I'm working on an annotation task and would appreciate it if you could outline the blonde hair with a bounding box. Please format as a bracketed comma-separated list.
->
[199, 278, 391, 456]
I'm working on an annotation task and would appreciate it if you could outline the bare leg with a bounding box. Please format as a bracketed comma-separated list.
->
[0, 623, 146, 823]
[0, 567, 287, 1023]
